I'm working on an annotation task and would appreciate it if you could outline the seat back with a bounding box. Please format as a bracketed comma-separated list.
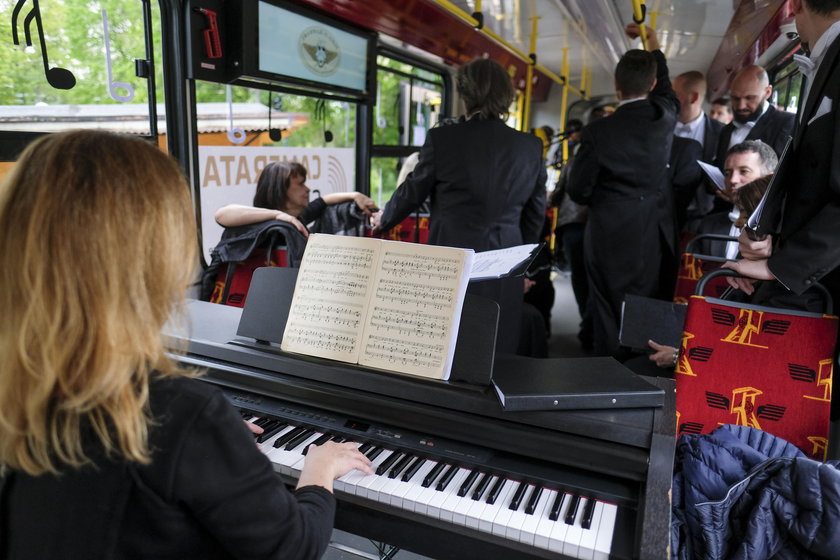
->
[210, 234, 288, 308]
[675, 270, 838, 461]
[370, 213, 430, 243]
[672, 234, 738, 304]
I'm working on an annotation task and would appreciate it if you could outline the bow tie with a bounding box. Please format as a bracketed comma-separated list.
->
[793, 53, 815, 77]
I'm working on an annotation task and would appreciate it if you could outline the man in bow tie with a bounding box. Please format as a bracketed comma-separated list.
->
[725, 0, 840, 423]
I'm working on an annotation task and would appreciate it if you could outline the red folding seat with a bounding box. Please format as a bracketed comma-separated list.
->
[675, 270, 837, 461]
[209, 236, 288, 308]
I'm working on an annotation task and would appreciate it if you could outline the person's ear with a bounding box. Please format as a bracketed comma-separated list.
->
[764, 85, 773, 101]
[649, 78, 658, 92]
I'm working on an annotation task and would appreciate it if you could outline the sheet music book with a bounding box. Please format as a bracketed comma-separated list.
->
[697, 160, 725, 191]
[281, 234, 474, 381]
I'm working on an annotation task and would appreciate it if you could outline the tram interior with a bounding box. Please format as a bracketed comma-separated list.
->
[1, 0, 838, 559]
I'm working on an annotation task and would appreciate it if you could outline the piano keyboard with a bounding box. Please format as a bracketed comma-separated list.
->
[243, 408, 617, 560]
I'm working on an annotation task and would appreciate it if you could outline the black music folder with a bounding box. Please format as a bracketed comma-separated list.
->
[619, 294, 687, 353]
[491, 355, 664, 411]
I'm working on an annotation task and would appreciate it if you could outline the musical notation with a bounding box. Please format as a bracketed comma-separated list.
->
[101, 9, 135, 102]
[375, 279, 453, 311]
[368, 306, 448, 339]
[379, 251, 460, 281]
[364, 334, 443, 370]
[284, 326, 357, 355]
[290, 301, 363, 330]
[11, 0, 76, 89]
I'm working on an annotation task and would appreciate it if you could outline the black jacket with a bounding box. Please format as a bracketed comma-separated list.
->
[1, 376, 335, 559]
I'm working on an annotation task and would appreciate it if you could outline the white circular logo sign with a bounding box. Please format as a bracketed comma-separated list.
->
[298, 26, 341, 77]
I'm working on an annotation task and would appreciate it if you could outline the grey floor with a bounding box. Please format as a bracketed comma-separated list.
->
[321, 273, 586, 559]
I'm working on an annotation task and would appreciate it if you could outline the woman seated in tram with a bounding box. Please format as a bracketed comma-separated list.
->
[215, 160, 378, 237]
[0, 130, 372, 558]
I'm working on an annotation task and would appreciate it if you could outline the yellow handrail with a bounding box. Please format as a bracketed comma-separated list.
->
[429, 0, 585, 98]
[631, 0, 648, 50]
[559, 48, 570, 165]
[521, 16, 540, 132]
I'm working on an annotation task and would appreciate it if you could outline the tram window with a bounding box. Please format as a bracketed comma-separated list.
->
[0, 0, 164, 179]
[771, 58, 802, 114]
[370, 54, 446, 206]
[194, 81, 359, 261]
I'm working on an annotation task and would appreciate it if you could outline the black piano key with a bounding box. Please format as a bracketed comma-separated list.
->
[548, 491, 566, 521]
[256, 421, 288, 443]
[273, 426, 306, 448]
[471, 472, 493, 500]
[486, 477, 507, 504]
[457, 469, 480, 497]
[422, 462, 446, 488]
[525, 486, 544, 515]
[253, 416, 273, 428]
[357, 443, 372, 455]
[401, 457, 425, 482]
[580, 497, 596, 529]
[565, 494, 581, 525]
[330, 435, 348, 443]
[375, 451, 403, 476]
[508, 481, 528, 510]
[366, 446, 384, 461]
[435, 464, 459, 491]
[302, 433, 333, 455]
[388, 453, 414, 479]
[284, 429, 315, 451]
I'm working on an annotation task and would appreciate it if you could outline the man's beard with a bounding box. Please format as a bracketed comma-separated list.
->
[733, 104, 764, 124]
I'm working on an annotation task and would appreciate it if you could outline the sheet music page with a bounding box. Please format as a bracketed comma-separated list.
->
[697, 160, 725, 191]
[469, 243, 539, 281]
[358, 240, 474, 380]
[281, 234, 379, 362]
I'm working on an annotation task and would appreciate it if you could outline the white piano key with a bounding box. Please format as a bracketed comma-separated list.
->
[478, 479, 516, 535]
[546, 492, 574, 554]
[505, 484, 537, 541]
[452, 472, 487, 526]
[533, 489, 560, 550]
[390, 459, 432, 507]
[593, 501, 617, 560]
[491, 479, 523, 537]
[562, 496, 587, 559]
[354, 450, 395, 499]
[425, 466, 464, 519]
[412, 463, 450, 516]
[400, 460, 439, 513]
[267, 431, 322, 477]
[258, 425, 296, 456]
[464, 475, 498, 530]
[577, 499, 603, 560]
[437, 468, 472, 522]
[517, 486, 551, 547]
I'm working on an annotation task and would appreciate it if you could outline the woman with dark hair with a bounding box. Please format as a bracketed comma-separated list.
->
[374, 57, 547, 353]
[0, 130, 372, 558]
[215, 160, 377, 236]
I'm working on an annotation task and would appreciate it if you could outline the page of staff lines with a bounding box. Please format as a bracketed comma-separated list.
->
[281, 235, 376, 362]
[359, 244, 467, 379]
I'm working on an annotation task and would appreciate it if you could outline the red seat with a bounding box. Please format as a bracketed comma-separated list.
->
[672, 234, 737, 304]
[210, 246, 288, 308]
[369, 213, 430, 243]
[675, 270, 837, 461]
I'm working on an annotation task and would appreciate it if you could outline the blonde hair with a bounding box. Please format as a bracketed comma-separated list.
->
[0, 130, 197, 475]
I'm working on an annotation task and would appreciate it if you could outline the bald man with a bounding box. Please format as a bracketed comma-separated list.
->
[672, 71, 724, 222]
[714, 65, 795, 166]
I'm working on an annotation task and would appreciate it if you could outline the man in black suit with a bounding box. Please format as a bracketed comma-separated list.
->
[715, 65, 795, 165]
[671, 71, 725, 225]
[376, 58, 546, 353]
[727, 0, 840, 315]
[568, 23, 678, 357]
